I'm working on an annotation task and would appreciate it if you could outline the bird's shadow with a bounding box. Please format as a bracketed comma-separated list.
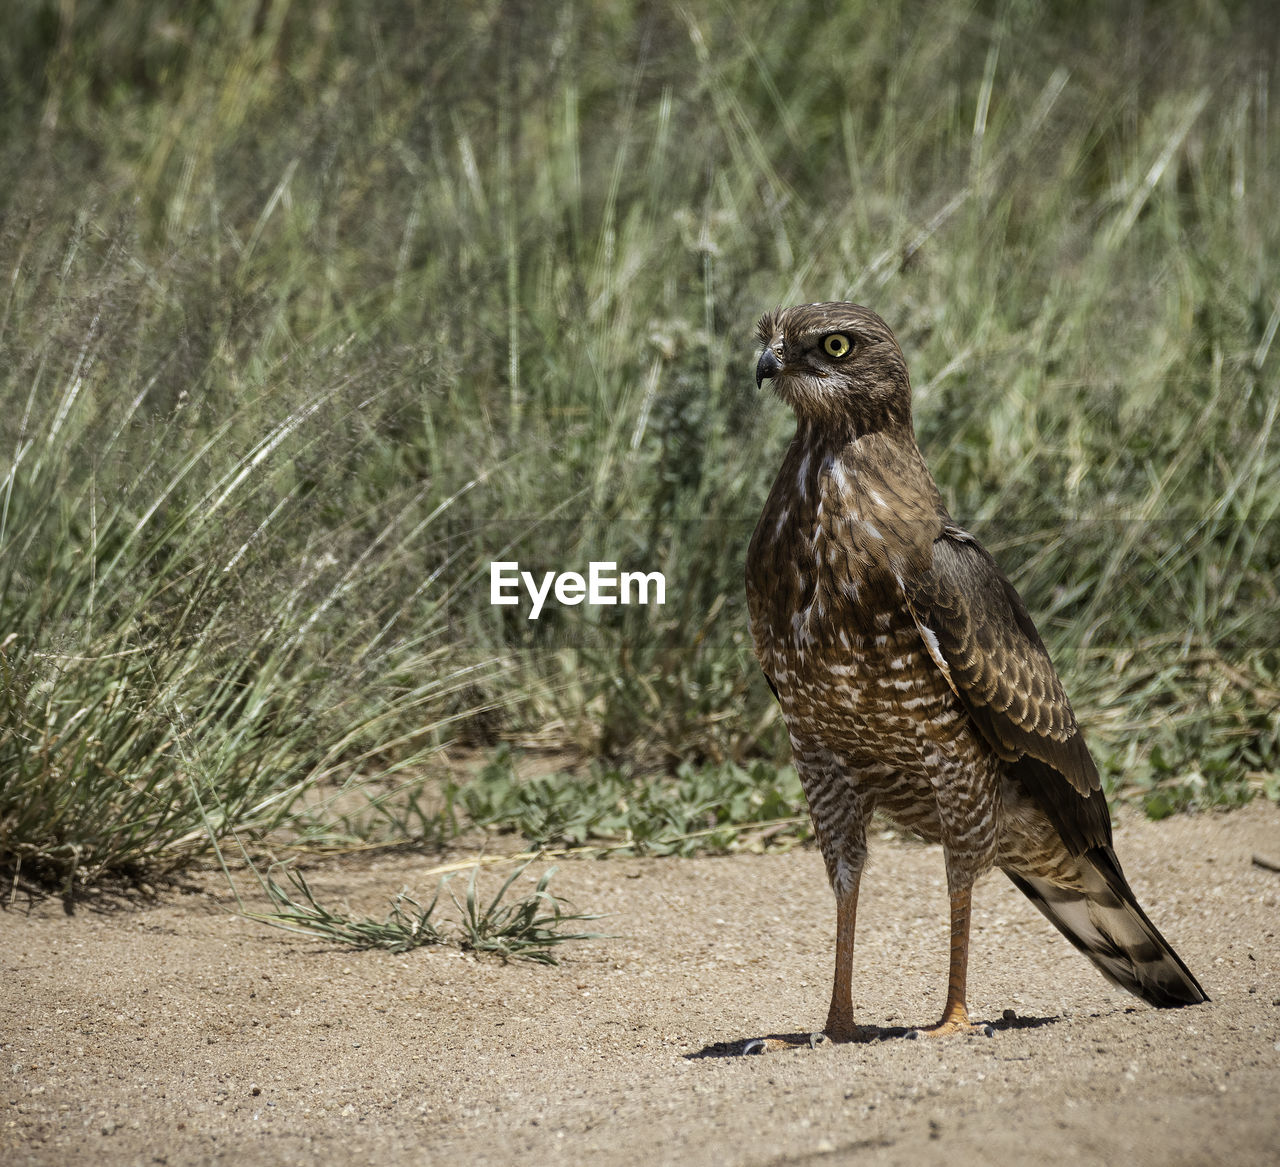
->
[685, 1013, 1060, 1059]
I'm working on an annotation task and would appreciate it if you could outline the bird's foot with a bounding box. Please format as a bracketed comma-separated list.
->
[826, 1023, 879, 1044]
[742, 1032, 831, 1055]
[905, 1019, 994, 1040]
[741, 1024, 876, 1055]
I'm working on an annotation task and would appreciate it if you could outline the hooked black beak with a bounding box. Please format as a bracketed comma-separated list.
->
[755, 347, 782, 388]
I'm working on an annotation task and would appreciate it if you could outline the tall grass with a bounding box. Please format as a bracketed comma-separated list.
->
[1, 1, 1277, 888]
[0, 287, 500, 886]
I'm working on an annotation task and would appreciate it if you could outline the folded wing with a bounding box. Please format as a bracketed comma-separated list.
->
[902, 524, 1110, 855]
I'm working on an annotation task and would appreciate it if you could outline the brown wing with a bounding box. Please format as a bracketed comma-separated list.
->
[903, 525, 1111, 855]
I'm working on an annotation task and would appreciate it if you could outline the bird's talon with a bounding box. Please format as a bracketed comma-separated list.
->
[905, 1028, 923, 1040]
[978, 1023, 994, 1038]
[742, 1039, 767, 1056]
[808, 1032, 830, 1049]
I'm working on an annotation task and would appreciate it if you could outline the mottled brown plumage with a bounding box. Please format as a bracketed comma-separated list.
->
[746, 302, 1205, 1042]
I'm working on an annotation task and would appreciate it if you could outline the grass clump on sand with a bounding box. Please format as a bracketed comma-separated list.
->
[243, 859, 603, 964]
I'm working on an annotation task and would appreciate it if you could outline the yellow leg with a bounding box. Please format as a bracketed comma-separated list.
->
[912, 885, 992, 1038]
[743, 879, 990, 1054]
[824, 875, 874, 1042]
[742, 875, 871, 1053]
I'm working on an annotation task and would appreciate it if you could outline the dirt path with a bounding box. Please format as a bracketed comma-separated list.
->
[4, 802, 1279, 1166]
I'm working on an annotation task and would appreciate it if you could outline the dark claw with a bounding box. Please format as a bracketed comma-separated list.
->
[742, 1039, 767, 1056]
[905, 1028, 923, 1040]
[808, 1032, 830, 1049]
[978, 1023, 995, 1038]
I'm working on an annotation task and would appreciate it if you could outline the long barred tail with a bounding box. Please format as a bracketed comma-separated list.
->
[1003, 846, 1208, 1008]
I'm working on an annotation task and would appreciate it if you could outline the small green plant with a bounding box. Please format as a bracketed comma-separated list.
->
[450, 860, 606, 965]
[452, 751, 810, 856]
[244, 857, 602, 964]
[249, 864, 447, 952]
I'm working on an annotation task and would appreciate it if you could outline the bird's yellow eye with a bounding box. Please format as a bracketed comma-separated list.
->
[823, 333, 852, 358]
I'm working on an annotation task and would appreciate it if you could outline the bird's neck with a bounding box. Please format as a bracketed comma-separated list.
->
[792, 419, 942, 508]
[774, 419, 948, 565]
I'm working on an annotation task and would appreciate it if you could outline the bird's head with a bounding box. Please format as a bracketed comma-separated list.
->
[754, 302, 913, 435]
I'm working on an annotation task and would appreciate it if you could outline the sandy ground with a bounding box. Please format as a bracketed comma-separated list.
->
[3, 801, 1279, 1167]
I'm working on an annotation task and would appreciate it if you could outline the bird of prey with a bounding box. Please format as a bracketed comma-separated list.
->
[746, 301, 1206, 1042]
